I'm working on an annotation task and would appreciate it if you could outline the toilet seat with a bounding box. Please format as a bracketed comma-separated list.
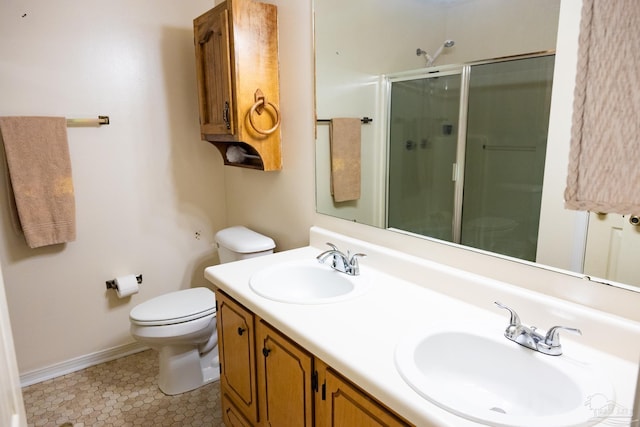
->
[130, 287, 216, 326]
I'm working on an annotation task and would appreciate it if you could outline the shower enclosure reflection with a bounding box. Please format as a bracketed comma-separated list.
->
[387, 55, 555, 261]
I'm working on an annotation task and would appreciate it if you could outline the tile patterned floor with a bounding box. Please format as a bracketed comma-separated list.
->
[22, 349, 223, 427]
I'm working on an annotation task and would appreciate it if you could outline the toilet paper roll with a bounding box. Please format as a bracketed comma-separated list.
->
[114, 274, 139, 298]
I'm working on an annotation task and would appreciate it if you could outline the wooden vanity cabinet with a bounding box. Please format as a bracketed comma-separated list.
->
[215, 290, 413, 427]
[256, 320, 314, 426]
[216, 292, 259, 425]
[315, 360, 412, 427]
[193, 0, 282, 171]
[221, 394, 253, 427]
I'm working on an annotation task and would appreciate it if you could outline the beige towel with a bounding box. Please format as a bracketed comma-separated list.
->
[329, 118, 361, 202]
[565, 0, 640, 214]
[0, 116, 76, 248]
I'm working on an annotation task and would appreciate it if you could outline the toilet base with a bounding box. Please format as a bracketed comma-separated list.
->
[201, 354, 220, 385]
[157, 344, 219, 395]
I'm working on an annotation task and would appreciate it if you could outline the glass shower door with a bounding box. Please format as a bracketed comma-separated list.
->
[461, 56, 555, 260]
[387, 72, 462, 240]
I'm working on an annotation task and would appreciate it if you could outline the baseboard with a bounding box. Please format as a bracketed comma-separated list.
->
[20, 342, 149, 388]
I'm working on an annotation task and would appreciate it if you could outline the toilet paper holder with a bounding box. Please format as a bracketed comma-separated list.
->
[105, 275, 143, 290]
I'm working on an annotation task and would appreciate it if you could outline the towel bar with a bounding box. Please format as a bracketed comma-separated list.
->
[316, 117, 372, 124]
[66, 116, 110, 127]
[482, 144, 535, 152]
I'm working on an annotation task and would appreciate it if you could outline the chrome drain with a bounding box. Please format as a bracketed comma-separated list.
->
[490, 407, 507, 414]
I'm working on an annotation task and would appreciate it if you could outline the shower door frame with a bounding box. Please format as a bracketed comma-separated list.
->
[383, 65, 469, 243]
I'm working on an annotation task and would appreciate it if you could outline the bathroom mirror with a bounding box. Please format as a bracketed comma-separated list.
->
[314, 0, 640, 291]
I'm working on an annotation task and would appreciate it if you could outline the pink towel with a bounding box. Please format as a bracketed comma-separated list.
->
[0, 116, 76, 248]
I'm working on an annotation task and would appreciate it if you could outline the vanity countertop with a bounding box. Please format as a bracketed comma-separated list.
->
[204, 228, 640, 426]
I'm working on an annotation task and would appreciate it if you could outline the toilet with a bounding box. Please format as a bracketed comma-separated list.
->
[129, 226, 275, 395]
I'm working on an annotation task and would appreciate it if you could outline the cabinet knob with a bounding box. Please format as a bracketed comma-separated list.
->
[262, 347, 271, 357]
[237, 327, 246, 336]
[630, 215, 640, 226]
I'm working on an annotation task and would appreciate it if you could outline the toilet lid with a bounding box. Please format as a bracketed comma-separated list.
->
[129, 287, 216, 326]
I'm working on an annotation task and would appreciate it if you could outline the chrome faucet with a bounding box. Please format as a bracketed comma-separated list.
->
[495, 301, 582, 356]
[316, 243, 366, 276]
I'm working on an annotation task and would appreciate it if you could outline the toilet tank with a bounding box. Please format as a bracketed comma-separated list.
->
[215, 226, 275, 264]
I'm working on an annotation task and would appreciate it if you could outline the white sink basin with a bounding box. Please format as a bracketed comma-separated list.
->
[249, 259, 370, 304]
[395, 327, 614, 427]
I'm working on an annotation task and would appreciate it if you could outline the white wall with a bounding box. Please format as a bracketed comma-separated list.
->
[0, 0, 227, 373]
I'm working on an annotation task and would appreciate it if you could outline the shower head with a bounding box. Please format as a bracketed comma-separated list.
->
[425, 39, 456, 67]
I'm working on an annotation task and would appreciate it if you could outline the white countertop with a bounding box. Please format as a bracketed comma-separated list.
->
[204, 228, 640, 426]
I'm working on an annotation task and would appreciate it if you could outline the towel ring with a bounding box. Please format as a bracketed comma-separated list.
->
[249, 89, 280, 136]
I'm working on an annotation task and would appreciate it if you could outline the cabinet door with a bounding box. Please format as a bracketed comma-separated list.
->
[316, 361, 414, 427]
[221, 393, 253, 427]
[194, 3, 234, 136]
[256, 320, 314, 427]
[217, 292, 258, 423]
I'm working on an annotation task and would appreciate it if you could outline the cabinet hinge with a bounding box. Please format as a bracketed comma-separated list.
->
[312, 371, 318, 392]
[321, 381, 326, 401]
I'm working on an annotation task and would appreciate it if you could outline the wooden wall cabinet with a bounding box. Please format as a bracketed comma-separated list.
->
[194, 0, 282, 171]
[215, 290, 413, 427]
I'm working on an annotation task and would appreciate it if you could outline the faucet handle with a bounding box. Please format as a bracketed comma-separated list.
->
[347, 252, 366, 275]
[543, 326, 582, 347]
[324, 242, 339, 251]
[537, 326, 582, 356]
[348, 252, 366, 263]
[494, 301, 521, 327]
